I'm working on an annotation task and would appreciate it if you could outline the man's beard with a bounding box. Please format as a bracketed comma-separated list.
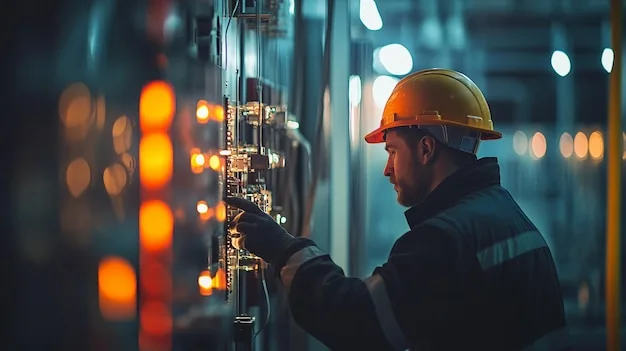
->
[396, 178, 427, 207]
[396, 163, 430, 207]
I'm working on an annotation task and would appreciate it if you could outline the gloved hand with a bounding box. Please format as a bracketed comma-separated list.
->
[224, 196, 297, 264]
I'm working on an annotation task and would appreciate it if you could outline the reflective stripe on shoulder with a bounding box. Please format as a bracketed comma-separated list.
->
[522, 326, 570, 351]
[363, 274, 410, 351]
[476, 230, 548, 271]
[280, 245, 326, 291]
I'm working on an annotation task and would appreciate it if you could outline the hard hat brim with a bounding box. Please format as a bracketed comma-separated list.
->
[364, 120, 503, 144]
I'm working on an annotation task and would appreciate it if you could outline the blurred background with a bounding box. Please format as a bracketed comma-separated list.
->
[4, 0, 625, 350]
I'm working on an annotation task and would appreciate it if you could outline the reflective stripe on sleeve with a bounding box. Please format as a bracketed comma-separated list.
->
[522, 326, 569, 351]
[280, 245, 326, 291]
[476, 230, 548, 271]
[363, 274, 411, 351]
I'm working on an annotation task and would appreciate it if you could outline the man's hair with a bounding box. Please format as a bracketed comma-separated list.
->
[392, 127, 477, 166]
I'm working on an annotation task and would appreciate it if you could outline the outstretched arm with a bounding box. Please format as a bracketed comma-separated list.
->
[223, 197, 465, 350]
[275, 226, 465, 351]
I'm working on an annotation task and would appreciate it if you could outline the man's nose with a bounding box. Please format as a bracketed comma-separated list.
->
[383, 162, 392, 177]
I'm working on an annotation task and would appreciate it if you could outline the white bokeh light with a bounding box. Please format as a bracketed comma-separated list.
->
[349, 75, 362, 106]
[359, 0, 382, 31]
[376, 43, 413, 76]
[372, 75, 399, 107]
[551, 50, 571, 77]
[602, 48, 614, 73]
[512, 131, 528, 156]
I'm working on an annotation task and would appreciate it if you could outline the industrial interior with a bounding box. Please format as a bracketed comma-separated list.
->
[5, 0, 626, 350]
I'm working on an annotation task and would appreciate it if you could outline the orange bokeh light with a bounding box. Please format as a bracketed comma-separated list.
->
[140, 200, 174, 251]
[139, 133, 173, 190]
[198, 270, 213, 296]
[212, 268, 227, 290]
[209, 155, 221, 170]
[196, 100, 210, 124]
[98, 256, 137, 320]
[215, 201, 226, 222]
[140, 81, 175, 133]
[212, 105, 224, 122]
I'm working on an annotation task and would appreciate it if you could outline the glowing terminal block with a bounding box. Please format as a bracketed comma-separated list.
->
[219, 100, 284, 302]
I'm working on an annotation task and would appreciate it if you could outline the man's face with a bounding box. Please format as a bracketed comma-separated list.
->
[383, 129, 433, 207]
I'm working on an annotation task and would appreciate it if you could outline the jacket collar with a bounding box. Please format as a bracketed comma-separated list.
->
[404, 157, 501, 230]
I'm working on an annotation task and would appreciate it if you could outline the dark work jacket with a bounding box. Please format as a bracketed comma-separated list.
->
[276, 157, 567, 351]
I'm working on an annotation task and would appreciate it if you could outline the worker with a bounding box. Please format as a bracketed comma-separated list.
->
[225, 68, 568, 350]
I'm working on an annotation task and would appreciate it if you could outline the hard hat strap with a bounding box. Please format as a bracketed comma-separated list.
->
[418, 125, 481, 154]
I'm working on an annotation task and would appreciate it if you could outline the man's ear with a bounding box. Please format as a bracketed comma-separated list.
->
[417, 135, 437, 165]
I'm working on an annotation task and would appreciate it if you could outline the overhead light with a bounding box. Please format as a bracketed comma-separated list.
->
[551, 50, 571, 77]
[359, 0, 382, 31]
[602, 48, 614, 73]
[375, 43, 413, 76]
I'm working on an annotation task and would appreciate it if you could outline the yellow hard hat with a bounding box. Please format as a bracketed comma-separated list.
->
[364, 68, 502, 146]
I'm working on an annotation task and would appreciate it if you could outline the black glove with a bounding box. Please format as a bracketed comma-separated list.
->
[223, 196, 297, 264]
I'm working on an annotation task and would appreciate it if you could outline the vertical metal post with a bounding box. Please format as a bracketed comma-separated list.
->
[606, 0, 622, 350]
[551, 22, 575, 275]
[552, 23, 575, 138]
[329, 0, 350, 274]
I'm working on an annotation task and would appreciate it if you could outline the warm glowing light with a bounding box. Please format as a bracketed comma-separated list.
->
[121, 153, 136, 176]
[98, 256, 137, 320]
[215, 201, 226, 222]
[66, 158, 91, 198]
[198, 270, 213, 296]
[196, 100, 210, 124]
[140, 200, 174, 251]
[574, 132, 588, 159]
[103, 163, 128, 196]
[530, 132, 547, 159]
[140, 301, 173, 336]
[212, 105, 225, 122]
[140, 81, 175, 132]
[112, 115, 130, 137]
[191, 153, 205, 167]
[190, 149, 206, 174]
[59, 83, 93, 128]
[112, 115, 133, 155]
[95, 96, 106, 130]
[209, 155, 221, 170]
[196, 201, 209, 214]
[212, 268, 227, 290]
[588, 131, 604, 159]
[139, 133, 173, 190]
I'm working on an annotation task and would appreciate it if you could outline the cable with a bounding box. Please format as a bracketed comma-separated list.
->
[252, 267, 271, 349]
[224, 0, 240, 69]
[300, 0, 335, 237]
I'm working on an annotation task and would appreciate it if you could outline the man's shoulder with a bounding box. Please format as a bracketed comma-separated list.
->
[391, 219, 462, 256]
[432, 184, 523, 229]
